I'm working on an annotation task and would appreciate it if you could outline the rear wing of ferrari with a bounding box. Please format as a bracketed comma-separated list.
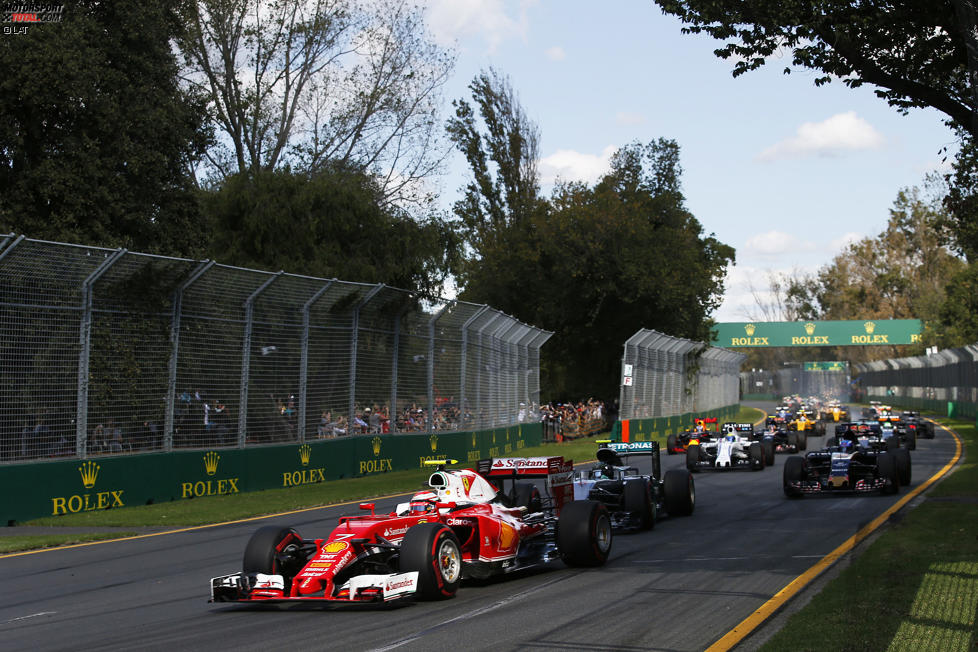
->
[478, 456, 574, 510]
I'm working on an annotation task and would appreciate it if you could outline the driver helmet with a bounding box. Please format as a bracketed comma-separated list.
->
[409, 490, 438, 514]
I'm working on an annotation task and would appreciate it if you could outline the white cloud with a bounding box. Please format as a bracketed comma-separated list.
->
[424, 0, 534, 53]
[538, 145, 616, 185]
[829, 231, 863, 252]
[545, 46, 565, 61]
[615, 111, 646, 126]
[714, 262, 820, 322]
[757, 111, 885, 161]
[742, 230, 816, 257]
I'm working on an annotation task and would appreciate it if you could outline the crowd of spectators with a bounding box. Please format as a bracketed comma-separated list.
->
[540, 398, 609, 441]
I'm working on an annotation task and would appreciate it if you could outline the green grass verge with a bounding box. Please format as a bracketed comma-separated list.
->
[759, 414, 977, 652]
[0, 532, 139, 554]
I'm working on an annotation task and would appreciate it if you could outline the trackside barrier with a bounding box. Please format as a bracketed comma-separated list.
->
[609, 404, 740, 444]
[0, 423, 541, 524]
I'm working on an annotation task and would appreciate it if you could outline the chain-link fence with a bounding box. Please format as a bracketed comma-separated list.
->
[618, 329, 744, 420]
[0, 235, 552, 463]
[854, 345, 978, 417]
[741, 366, 851, 401]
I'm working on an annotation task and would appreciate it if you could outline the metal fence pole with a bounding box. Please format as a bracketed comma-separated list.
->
[76, 248, 127, 458]
[299, 280, 334, 443]
[349, 284, 384, 434]
[459, 305, 489, 431]
[238, 271, 283, 447]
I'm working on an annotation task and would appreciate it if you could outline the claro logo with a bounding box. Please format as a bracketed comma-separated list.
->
[51, 460, 125, 515]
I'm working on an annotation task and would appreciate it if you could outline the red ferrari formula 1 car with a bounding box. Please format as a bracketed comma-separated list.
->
[210, 457, 612, 606]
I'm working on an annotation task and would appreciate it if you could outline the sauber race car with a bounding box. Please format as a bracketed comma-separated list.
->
[686, 424, 768, 472]
[784, 429, 911, 497]
[210, 457, 612, 606]
[666, 418, 718, 454]
[573, 440, 695, 530]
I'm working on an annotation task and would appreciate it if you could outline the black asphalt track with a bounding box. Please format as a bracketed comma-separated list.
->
[0, 404, 958, 651]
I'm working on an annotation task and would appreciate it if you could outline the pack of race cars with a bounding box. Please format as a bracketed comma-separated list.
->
[209, 398, 933, 609]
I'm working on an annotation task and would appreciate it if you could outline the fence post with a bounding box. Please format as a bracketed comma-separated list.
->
[460, 305, 489, 430]
[349, 284, 384, 434]
[299, 280, 334, 443]
[165, 260, 213, 451]
[239, 271, 283, 447]
[428, 302, 453, 432]
[76, 248, 127, 458]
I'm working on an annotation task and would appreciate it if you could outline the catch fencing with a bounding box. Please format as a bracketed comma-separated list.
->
[854, 344, 978, 418]
[740, 366, 851, 402]
[618, 329, 745, 420]
[0, 235, 552, 463]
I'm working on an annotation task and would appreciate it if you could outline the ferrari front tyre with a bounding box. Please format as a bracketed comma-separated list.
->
[400, 523, 461, 600]
[783, 456, 805, 498]
[666, 433, 677, 455]
[762, 439, 774, 466]
[749, 442, 764, 470]
[663, 468, 695, 516]
[558, 500, 612, 567]
[895, 448, 912, 486]
[686, 444, 701, 473]
[243, 525, 304, 576]
[623, 480, 654, 530]
[878, 453, 900, 495]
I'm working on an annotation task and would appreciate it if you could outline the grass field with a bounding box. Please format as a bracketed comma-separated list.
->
[759, 414, 977, 652]
[0, 409, 764, 553]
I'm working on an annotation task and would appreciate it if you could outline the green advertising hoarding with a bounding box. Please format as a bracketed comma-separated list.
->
[712, 319, 922, 348]
[803, 361, 847, 371]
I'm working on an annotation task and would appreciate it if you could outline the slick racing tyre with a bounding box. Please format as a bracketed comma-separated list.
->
[242, 525, 307, 589]
[512, 482, 543, 513]
[623, 480, 655, 530]
[401, 523, 461, 600]
[895, 448, 912, 487]
[558, 500, 612, 567]
[908, 429, 917, 451]
[878, 452, 900, 495]
[762, 439, 775, 466]
[783, 456, 805, 498]
[663, 468, 695, 516]
[787, 431, 799, 450]
[798, 430, 807, 451]
[666, 433, 678, 455]
[686, 444, 701, 473]
[749, 442, 765, 470]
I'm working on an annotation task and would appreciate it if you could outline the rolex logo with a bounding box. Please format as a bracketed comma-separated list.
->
[299, 444, 311, 466]
[203, 451, 220, 476]
[79, 460, 100, 489]
[372, 436, 382, 456]
[804, 322, 816, 335]
[491, 431, 496, 444]
[864, 321, 876, 334]
[471, 433, 477, 448]
[429, 434, 438, 452]
[744, 323, 756, 336]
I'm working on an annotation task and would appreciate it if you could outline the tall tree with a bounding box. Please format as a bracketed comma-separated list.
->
[653, 1, 978, 137]
[203, 167, 460, 297]
[0, 2, 211, 255]
[179, 0, 454, 209]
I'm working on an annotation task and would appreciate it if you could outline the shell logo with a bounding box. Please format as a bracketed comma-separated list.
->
[323, 541, 349, 553]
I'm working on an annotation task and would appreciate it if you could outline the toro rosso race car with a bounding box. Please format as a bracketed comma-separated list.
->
[783, 430, 911, 497]
[573, 440, 695, 530]
[210, 457, 612, 606]
[686, 423, 769, 472]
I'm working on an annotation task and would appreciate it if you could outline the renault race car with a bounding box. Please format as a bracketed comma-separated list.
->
[210, 457, 612, 606]
[573, 440, 695, 530]
[686, 424, 767, 472]
[783, 430, 910, 497]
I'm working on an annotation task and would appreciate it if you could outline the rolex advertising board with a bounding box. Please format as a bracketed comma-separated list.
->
[712, 319, 923, 348]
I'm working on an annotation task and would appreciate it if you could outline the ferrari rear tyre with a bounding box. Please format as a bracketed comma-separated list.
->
[762, 439, 775, 466]
[512, 482, 543, 513]
[663, 468, 695, 516]
[624, 480, 654, 530]
[783, 456, 805, 498]
[878, 453, 900, 495]
[400, 523, 461, 600]
[558, 500, 612, 567]
[895, 448, 912, 486]
[686, 444, 701, 473]
[666, 433, 677, 455]
[749, 442, 764, 470]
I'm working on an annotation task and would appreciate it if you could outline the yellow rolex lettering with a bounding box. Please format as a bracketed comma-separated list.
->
[181, 482, 193, 498]
[110, 490, 124, 507]
[52, 497, 67, 515]
[467, 450, 480, 461]
[97, 492, 109, 509]
[67, 495, 83, 513]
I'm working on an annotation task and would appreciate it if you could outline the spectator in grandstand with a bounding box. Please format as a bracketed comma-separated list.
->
[317, 410, 331, 439]
[107, 419, 124, 453]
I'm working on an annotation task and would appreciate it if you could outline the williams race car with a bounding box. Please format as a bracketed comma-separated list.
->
[210, 457, 612, 606]
[573, 440, 695, 530]
[686, 424, 768, 472]
[784, 430, 911, 497]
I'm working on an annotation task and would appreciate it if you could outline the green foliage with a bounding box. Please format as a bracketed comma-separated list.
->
[202, 167, 461, 297]
[0, 2, 211, 256]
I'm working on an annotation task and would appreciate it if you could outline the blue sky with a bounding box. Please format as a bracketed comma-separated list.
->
[421, 1, 958, 321]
